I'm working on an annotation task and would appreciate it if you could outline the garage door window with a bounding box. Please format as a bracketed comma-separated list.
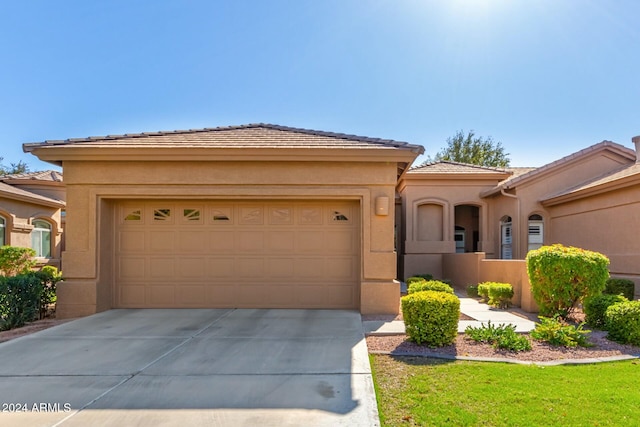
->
[154, 208, 172, 221]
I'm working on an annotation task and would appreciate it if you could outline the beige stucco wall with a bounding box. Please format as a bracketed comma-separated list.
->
[486, 152, 634, 260]
[547, 185, 640, 298]
[0, 197, 63, 269]
[56, 159, 404, 318]
[442, 253, 538, 312]
[398, 177, 502, 280]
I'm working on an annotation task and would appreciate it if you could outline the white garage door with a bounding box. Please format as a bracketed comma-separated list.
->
[115, 200, 360, 309]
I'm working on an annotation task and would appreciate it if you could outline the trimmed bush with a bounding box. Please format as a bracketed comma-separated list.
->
[477, 283, 490, 302]
[414, 273, 434, 281]
[0, 246, 36, 276]
[408, 280, 454, 295]
[604, 278, 635, 301]
[34, 266, 62, 319]
[0, 273, 43, 331]
[465, 321, 531, 352]
[604, 300, 640, 346]
[531, 316, 591, 347]
[583, 294, 628, 329]
[466, 284, 479, 298]
[406, 276, 427, 286]
[401, 290, 460, 347]
[484, 282, 514, 309]
[526, 244, 609, 318]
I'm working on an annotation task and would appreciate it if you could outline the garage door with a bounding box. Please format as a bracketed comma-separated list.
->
[115, 200, 360, 309]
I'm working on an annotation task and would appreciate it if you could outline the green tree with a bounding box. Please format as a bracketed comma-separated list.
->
[0, 157, 30, 175]
[425, 130, 510, 167]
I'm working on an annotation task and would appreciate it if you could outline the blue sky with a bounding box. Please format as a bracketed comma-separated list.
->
[1, 0, 639, 171]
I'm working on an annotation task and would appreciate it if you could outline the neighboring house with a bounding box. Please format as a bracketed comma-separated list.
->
[23, 124, 423, 318]
[398, 138, 640, 299]
[0, 170, 65, 269]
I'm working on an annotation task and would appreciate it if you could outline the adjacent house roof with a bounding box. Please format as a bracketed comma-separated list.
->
[405, 161, 512, 180]
[542, 162, 640, 206]
[0, 181, 65, 208]
[0, 170, 63, 183]
[481, 141, 636, 197]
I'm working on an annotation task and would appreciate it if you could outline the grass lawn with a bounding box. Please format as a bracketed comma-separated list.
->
[371, 355, 640, 426]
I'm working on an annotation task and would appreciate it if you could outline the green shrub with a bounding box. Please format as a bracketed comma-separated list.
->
[0, 273, 43, 331]
[531, 316, 591, 347]
[414, 273, 434, 281]
[583, 294, 628, 329]
[465, 321, 531, 352]
[526, 244, 609, 318]
[604, 300, 640, 346]
[406, 276, 427, 286]
[477, 283, 490, 302]
[408, 280, 454, 295]
[466, 284, 479, 298]
[485, 282, 514, 309]
[0, 246, 36, 276]
[401, 290, 460, 347]
[604, 278, 635, 301]
[34, 266, 62, 319]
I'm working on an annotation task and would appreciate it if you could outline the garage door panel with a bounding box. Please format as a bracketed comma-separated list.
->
[115, 200, 359, 309]
[237, 258, 265, 277]
[177, 285, 206, 305]
[149, 286, 175, 305]
[238, 231, 264, 252]
[177, 231, 206, 252]
[149, 231, 175, 252]
[326, 257, 356, 279]
[149, 257, 175, 278]
[119, 257, 146, 279]
[294, 258, 325, 278]
[119, 286, 145, 306]
[207, 258, 236, 278]
[267, 258, 295, 277]
[119, 231, 145, 252]
[266, 231, 295, 252]
[297, 231, 325, 252]
[209, 231, 235, 252]
[178, 258, 206, 278]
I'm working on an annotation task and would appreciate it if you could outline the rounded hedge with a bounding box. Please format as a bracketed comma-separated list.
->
[583, 294, 628, 329]
[407, 280, 454, 295]
[604, 278, 635, 301]
[604, 300, 640, 346]
[526, 244, 609, 317]
[485, 282, 514, 309]
[401, 290, 460, 347]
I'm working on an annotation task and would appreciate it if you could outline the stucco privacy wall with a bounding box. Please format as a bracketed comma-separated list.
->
[442, 253, 538, 312]
[25, 124, 422, 317]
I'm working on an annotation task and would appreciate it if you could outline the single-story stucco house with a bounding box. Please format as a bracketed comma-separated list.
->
[23, 124, 423, 318]
[398, 137, 640, 306]
[0, 170, 65, 269]
[23, 124, 640, 318]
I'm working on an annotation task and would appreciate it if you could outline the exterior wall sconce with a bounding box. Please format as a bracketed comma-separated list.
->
[375, 196, 389, 216]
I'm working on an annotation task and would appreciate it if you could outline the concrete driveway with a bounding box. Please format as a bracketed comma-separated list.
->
[0, 309, 379, 426]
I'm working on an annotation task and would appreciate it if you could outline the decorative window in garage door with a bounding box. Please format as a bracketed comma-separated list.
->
[211, 207, 232, 223]
[181, 208, 203, 224]
[154, 208, 172, 222]
[123, 208, 143, 222]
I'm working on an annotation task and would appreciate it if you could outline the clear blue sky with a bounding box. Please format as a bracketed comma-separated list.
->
[1, 0, 639, 171]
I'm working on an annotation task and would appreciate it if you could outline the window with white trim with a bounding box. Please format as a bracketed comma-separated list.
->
[31, 220, 52, 258]
[500, 216, 512, 260]
[0, 216, 5, 246]
[528, 214, 544, 252]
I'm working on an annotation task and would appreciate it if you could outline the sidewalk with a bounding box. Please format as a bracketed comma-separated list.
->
[363, 296, 537, 336]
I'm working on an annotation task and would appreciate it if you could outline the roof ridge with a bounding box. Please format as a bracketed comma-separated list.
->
[29, 123, 424, 153]
[411, 160, 509, 173]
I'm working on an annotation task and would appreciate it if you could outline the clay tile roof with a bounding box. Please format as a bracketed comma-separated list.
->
[0, 170, 63, 182]
[23, 123, 425, 153]
[482, 140, 636, 197]
[408, 161, 511, 175]
[543, 162, 640, 203]
[0, 182, 65, 207]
